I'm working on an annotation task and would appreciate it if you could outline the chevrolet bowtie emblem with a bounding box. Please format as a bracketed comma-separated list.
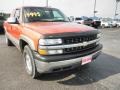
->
[83, 42, 88, 46]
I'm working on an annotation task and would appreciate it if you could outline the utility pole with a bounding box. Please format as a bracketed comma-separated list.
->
[114, 0, 120, 19]
[46, 0, 48, 7]
[93, 0, 96, 18]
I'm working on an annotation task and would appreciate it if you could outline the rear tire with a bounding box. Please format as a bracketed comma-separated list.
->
[23, 45, 39, 79]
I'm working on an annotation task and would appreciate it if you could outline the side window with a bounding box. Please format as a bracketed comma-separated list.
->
[14, 9, 20, 19]
[53, 11, 62, 18]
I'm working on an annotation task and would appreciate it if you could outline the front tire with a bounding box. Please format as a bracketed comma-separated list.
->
[23, 45, 39, 79]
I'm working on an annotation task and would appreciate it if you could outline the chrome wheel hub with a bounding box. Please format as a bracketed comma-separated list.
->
[25, 54, 32, 73]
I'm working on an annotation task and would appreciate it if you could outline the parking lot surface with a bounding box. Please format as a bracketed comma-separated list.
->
[0, 28, 120, 90]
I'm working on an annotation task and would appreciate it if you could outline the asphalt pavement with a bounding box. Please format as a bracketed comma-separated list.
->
[0, 28, 120, 90]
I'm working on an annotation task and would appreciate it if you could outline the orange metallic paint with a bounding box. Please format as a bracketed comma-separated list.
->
[4, 21, 96, 51]
[24, 22, 96, 35]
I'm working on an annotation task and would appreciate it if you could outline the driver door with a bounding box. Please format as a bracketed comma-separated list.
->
[10, 9, 22, 43]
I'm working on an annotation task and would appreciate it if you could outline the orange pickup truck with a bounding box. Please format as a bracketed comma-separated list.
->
[4, 6, 102, 78]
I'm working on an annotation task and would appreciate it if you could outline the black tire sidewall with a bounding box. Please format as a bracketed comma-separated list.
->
[23, 45, 38, 78]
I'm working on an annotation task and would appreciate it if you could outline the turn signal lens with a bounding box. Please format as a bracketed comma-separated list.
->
[38, 49, 63, 55]
[38, 49, 47, 55]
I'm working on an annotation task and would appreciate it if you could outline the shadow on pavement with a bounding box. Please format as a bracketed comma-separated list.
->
[37, 53, 120, 85]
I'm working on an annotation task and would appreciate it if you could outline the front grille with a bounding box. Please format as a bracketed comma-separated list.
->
[63, 43, 97, 54]
[62, 34, 98, 54]
[63, 34, 97, 44]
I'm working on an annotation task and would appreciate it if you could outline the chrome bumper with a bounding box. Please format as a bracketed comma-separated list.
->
[35, 50, 101, 73]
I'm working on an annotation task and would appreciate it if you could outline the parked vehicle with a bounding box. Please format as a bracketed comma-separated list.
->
[0, 16, 5, 33]
[4, 6, 102, 78]
[117, 21, 120, 27]
[74, 16, 93, 26]
[111, 20, 117, 27]
[90, 17, 101, 28]
[100, 18, 112, 28]
[113, 19, 120, 27]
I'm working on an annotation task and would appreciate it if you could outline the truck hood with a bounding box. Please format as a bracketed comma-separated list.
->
[24, 22, 96, 35]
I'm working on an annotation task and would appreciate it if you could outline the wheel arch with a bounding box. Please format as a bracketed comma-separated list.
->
[19, 35, 36, 53]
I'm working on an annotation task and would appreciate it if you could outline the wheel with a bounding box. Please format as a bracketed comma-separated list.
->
[109, 25, 112, 28]
[6, 36, 14, 46]
[23, 45, 39, 79]
[94, 25, 98, 28]
[101, 24, 105, 28]
[117, 24, 119, 28]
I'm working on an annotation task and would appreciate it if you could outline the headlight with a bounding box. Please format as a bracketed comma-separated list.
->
[38, 49, 63, 55]
[97, 33, 101, 38]
[39, 39, 62, 45]
[38, 38, 63, 55]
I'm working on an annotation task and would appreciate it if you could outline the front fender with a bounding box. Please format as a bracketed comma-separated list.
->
[20, 35, 36, 51]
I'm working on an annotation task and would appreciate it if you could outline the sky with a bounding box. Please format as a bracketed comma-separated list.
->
[0, 0, 120, 18]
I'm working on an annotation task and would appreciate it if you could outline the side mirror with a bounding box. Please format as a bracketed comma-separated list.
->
[7, 17, 18, 24]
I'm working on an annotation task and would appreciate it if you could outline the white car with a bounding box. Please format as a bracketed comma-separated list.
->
[101, 21, 112, 28]
[114, 20, 120, 27]
[117, 22, 120, 27]
[100, 18, 119, 28]
[111, 21, 117, 27]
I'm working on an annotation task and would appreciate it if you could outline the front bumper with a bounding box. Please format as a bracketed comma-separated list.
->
[34, 44, 102, 73]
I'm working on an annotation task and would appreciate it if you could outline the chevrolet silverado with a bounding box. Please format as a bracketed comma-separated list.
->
[4, 6, 102, 78]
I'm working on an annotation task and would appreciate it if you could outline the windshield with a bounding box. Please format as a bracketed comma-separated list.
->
[102, 18, 113, 22]
[90, 17, 100, 20]
[23, 7, 69, 23]
[81, 16, 89, 20]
